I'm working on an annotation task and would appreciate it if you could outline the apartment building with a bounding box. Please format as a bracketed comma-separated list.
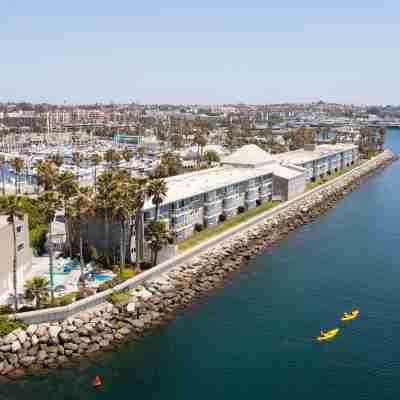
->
[142, 144, 359, 241]
[0, 215, 32, 303]
[142, 145, 305, 241]
[276, 143, 359, 182]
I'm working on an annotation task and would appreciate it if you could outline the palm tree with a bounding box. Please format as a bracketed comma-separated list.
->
[121, 148, 134, 164]
[97, 171, 114, 265]
[0, 195, 25, 310]
[104, 149, 120, 170]
[36, 160, 58, 192]
[11, 157, 24, 194]
[110, 182, 133, 271]
[72, 152, 83, 183]
[147, 179, 167, 221]
[90, 153, 102, 192]
[145, 220, 170, 266]
[69, 189, 95, 285]
[130, 178, 148, 267]
[49, 153, 64, 169]
[56, 171, 78, 258]
[24, 276, 49, 308]
[204, 150, 220, 166]
[38, 191, 62, 303]
[137, 146, 145, 159]
[193, 133, 207, 166]
[0, 155, 6, 195]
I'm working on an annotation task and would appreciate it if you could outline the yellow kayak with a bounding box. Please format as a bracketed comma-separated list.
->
[317, 328, 339, 342]
[341, 309, 359, 321]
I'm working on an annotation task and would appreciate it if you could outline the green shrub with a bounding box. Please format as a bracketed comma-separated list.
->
[86, 246, 98, 262]
[29, 225, 48, 255]
[237, 206, 245, 214]
[108, 291, 131, 306]
[120, 268, 138, 281]
[0, 305, 14, 315]
[0, 317, 26, 337]
[194, 223, 203, 232]
[53, 293, 77, 307]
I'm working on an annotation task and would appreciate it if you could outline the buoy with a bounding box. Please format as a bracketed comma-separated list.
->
[93, 375, 102, 387]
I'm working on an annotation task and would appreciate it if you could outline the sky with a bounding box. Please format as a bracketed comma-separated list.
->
[1, 0, 399, 105]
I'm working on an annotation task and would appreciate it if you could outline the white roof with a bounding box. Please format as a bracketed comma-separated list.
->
[273, 165, 305, 180]
[222, 144, 275, 167]
[275, 143, 357, 165]
[143, 163, 277, 209]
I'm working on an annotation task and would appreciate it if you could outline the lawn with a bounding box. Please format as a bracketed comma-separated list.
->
[177, 201, 279, 253]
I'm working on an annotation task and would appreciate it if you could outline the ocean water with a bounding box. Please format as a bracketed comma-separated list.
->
[2, 129, 400, 400]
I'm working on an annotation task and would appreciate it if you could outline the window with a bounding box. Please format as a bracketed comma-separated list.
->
[17, 243, 24, 252]
[16, 225, 23, 233]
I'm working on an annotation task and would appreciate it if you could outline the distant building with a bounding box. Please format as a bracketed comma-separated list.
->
[114, 134, 144, 148]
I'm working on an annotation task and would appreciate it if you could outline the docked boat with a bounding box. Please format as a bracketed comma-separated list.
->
[317, 328, 339, 342]
[341, 309, 359, 321]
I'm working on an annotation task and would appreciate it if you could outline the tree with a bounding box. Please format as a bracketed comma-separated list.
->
[104, 149, 120, 170]
[36, 160, 58, 192]
[203, 150, 220, 166]
[24, 276, 49, 308]
[49, 153, 64, 169]
[38, 191, 62, 302]
[72, 152, 83, 182]
[97, 171, 114, 264]
[0, 195, 26, 310]
[110, 181, 133, 271]
[145, 220, 170, 266]
[160, 152, 182, 177]
[90, 153, 102, 192]
[68, 189, 95, 285]
[193, 133, 207, 165]
[147, 179, 167, 221]
[137, 146, 145, 159]
[0, 155, 6, 196]
[10, 157, 24, 194]
[56, 171, 78, 258]
[121, 148, 134, 164]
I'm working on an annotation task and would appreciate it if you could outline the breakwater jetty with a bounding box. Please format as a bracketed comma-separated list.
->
[0, 150, 396, 379]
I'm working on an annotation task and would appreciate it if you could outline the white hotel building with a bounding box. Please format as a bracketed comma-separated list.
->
[142, 144, 359, 242]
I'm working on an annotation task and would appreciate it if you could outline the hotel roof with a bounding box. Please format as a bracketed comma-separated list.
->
[221, 144, 276, 167]
[274, 143, 357, 165]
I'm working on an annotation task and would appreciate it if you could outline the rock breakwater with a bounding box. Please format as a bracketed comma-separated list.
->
[0, 151, 396, 379]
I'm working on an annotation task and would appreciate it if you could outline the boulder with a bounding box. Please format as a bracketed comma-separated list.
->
[14, 329, 27, 344]
[3, 333, 17, 345]
[37, 350, 48, 361]
[80, 313, 91, 323]
[11, 340, 21, 352]
[26, 324, 38, 337]
[126, 303, 136, 313]
[64, 342, 78, 351]
[130, 319, 145, 329]
[0, 345, 11, 352]
[59, 332, 71, 342]
[36, 325, 48, 337]
[31, 335, 39, 346]
[20, 356, 35, 367]
[49, 326, 62, 339]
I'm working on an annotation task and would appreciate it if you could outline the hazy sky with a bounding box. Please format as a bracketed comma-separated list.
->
[1, 0, 399, 105]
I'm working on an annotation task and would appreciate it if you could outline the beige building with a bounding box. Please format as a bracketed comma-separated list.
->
[0, 215, 32, 304]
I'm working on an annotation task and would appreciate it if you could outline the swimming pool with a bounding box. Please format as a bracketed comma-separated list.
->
[44, 272, 69, 286]
[95, 274, 113, 282]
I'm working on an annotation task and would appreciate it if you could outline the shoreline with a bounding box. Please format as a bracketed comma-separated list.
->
[0, 150, 397, 380]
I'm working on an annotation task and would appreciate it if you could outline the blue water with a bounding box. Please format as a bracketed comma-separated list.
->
[44, 272, 68, 287]
[95, 274, 113, 282]
[2, 130, 400, 400]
